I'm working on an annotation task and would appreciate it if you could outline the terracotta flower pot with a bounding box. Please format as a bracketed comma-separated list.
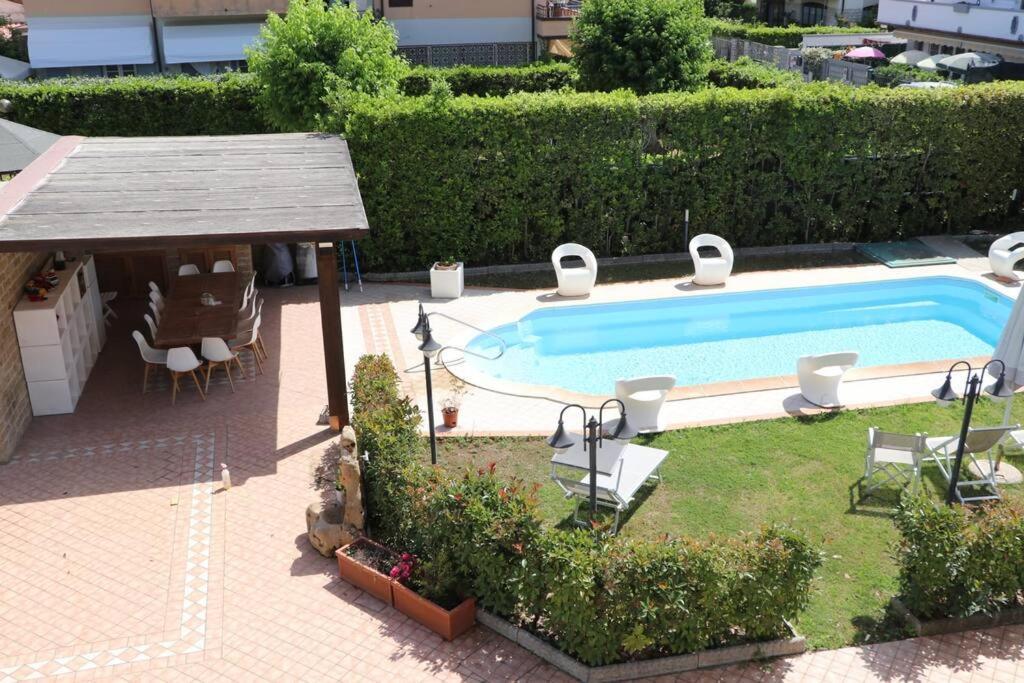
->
[442, 407, 459, 428]
[391, 582, 476, 641]
[336, 538, 398, 606]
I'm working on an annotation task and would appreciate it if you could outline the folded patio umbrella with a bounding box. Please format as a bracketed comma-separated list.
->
[939, 52, 1001, 73]
[846, 46, 886, 60]
[990, 289, 1024, 427]
[890, 50, 933, 66]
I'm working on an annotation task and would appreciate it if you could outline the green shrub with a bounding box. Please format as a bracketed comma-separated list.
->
[706, 57, 804, 89]
[0, 74, 265, 136]
[246, 0, 407, 131]
[344, 82, 1024, 271]
[871, 63, 946, 88]
[572, 0, 712, 94]
[400, 63, 576, 97]
[893, 497, 1024, 619]
[709, 19, 880, 48]
[704, 0, 758, 21]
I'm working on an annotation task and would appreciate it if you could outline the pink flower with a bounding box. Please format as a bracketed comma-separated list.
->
[389, 566, 400, 578]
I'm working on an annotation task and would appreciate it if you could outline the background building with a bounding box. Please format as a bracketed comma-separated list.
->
[877, 0, 1024, 62]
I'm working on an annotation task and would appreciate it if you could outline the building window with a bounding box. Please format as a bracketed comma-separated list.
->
[801, 2, 827, 24]
[389, 0, 412, 6]
[102, 64, 137, 78]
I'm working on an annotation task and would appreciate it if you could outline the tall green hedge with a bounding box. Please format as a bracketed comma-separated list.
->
[343, 83, 1024, 271]
[350, 354, 821, 667]
[400, 63, 576, 97]
[705, 57, 805, 89]
[0, 74, 266, 136]
[708, 19, 880, 48]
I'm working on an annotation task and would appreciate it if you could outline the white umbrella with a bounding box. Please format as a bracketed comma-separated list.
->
[916, 55, 946, 71]
[891, 50, 933, 66]
[938, 52, 1001, 73]
[987, 291, 1024, 484]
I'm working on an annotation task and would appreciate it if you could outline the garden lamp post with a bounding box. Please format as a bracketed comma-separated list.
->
[411, 303, 441, 465]
[931, 359, 1013, 505]
[547, 399, 638, 522]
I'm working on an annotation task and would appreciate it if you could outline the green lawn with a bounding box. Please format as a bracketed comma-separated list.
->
[425, 399, 1024, 650]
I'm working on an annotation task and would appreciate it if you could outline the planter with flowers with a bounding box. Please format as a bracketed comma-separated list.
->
[336, 537, 398, 605]
[389, 553, 476, 641]
[441, 377, 466, 429]
[429, 257, 464, 299]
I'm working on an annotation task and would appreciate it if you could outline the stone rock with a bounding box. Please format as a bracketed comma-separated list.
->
[340, 449, 365, 531]
[305, 501, 359, 558]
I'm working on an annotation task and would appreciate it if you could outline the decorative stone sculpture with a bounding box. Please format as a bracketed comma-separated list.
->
[306, 425, 367, 557]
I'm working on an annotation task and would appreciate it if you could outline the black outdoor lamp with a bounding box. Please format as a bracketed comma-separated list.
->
[932, 359, 1013, 505]
[411, 303, 440, 465]
[547, 399, 638, 523]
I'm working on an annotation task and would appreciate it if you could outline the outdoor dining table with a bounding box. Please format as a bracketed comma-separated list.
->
[154, 272, 243, 349]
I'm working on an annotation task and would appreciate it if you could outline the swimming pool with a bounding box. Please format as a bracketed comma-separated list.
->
[464, 277, 1013, 396]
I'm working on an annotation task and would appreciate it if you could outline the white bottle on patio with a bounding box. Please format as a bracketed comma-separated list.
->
[221, 463, 232, 490]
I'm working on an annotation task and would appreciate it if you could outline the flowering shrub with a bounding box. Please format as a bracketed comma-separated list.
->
[389, 553, 417, 584]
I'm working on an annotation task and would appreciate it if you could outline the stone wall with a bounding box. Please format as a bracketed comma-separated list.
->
[0, 251, 47, 463]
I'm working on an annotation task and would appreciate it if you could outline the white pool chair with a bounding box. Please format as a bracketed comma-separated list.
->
[988, 232, 1024, 280]
[212, 260, 235, 273]
[178, 264, 201, 276]
[551, 445, 668, 534]
[689, 234, 734, 286]
[863, 428, 928, 497]
[923, 425, 1019, 503]
[166, 347, 206, 405]
[551, 243, 598, 297]
[615, 375, 676, 433]
[131, 330, 167, 394]
[797, 351, 859, 408]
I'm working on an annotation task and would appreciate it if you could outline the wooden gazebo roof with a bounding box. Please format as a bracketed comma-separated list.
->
[0, 133, 369, 252]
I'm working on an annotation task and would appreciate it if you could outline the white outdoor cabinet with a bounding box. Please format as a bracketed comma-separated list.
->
[14, 255, 106, 416]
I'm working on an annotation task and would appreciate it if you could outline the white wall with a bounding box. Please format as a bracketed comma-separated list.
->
[390, 17, 533, 46]
[879, 0, 1024, 43]
[27, 15, 156, 68]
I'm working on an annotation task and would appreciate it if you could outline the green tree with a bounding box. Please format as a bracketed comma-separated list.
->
[246, 0, 407, 131]
[571, 0, 712, 94]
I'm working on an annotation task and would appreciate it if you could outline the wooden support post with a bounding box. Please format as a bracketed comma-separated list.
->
[317, 242, 348, 431]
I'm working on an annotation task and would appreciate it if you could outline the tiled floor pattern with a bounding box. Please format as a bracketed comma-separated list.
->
[1, 285, 1023, 681]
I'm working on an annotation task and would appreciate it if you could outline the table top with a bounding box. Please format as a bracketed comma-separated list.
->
[155, 272, 242, 349]
[551, 436, 634, 476]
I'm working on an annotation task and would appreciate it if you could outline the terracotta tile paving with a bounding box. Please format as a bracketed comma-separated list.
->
[0, 285, 1022, 682]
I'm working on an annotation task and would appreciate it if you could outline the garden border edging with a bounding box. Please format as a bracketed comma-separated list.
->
[891, 598, 1024, 637]
[475, 609, 807, 682]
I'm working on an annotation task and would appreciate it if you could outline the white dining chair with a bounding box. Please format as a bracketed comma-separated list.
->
[149, 301, 162, 326]
[238, 297, 263, 332]
[166, 347, 206, 405]
[212, 260, 235, 273]
[131, 330, 167, 394]
[148, 281, 161, 295]
[201, 337, 243, 393]
[143, 313, 159, 344]
[230, 314, 264, 376]
[178, 264, 201, 276]
[100, 291, 118, 325]
[149, 290, 165, 312]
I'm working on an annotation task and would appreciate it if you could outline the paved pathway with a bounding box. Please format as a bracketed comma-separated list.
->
[0, 286, 1022, 682]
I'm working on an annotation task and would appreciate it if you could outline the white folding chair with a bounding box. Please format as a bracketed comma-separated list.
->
[923, 425, 1019, 503]
[143, 313, 159, 344]
[131, 330, 167, 394]
[863, 428, 927, 497]
[178, 264, 201, 276]
[212, 260, 235, 273]
[201, 337, 243, 393]
[149, 301, 162, 326]
[166, 347, 206, 405]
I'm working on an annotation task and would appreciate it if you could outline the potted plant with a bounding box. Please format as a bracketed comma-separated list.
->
[389, 553, 476, 640]
[430, 256, 464, 299]
[441, 377, 466, 428]
[336, 537, 398, 605]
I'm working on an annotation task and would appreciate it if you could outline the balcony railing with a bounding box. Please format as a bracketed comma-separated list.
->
[536, 1, 582, 19]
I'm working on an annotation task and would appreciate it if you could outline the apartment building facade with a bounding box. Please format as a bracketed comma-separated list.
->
[20, 0, 537, 77]
[877, 0, 1024, 62]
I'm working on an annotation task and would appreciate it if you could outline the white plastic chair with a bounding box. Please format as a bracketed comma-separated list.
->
[178, 264, 201, 276]
[863, 428, 928, 497]
[797, 351, 859, 408]
[238, 297, 264, 334]
[212, 260, 235, 273]
[143, 313, 159, 343]
[149, 289, 165, 312]
[988, 232, 1024, 280]
[201, 337, 243, 393]
[615, 375, 676, 433]
[149, 301, 162, 326]
[148, 281, 161, 295]
[689, 234, 734, 286]
[166, 347, 206, 405]
[131, 330, 167, 394]
[230, 314, 264, 376]
[551, 243, 598, 297]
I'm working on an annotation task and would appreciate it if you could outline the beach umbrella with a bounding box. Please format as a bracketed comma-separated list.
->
[916, 55, 946, 71]
[846, 46, 886, 60]
[939, 52, 1001, 73]
[987, 291, 1024, 483]
[890, 49, 933, 66]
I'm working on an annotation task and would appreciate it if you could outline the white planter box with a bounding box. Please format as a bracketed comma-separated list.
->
[430, 263, 464, 299]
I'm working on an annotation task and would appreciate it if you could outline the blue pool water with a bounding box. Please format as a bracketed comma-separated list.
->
[465, 277, 1013, 395]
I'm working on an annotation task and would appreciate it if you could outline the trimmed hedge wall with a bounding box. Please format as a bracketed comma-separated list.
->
[351, 354, 821, 667]
[400, 63, 576, 97]
[708, 19, 881, 48]
[0, 74, 266, 136]
[706, 57, 805, 89]
[343, 83, 1024, 271]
